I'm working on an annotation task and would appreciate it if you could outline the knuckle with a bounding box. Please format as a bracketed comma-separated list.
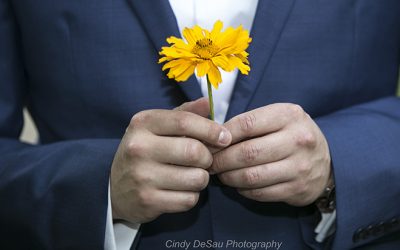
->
[136, 190, 153, 208]
[130, 111, 150, 127]
[184, 140, 202, 164]
[297, 161, 311, 176]
[295, 130, 317, 147]
[190, 169, 209, 190]
[240, 142, 260, 163]
[247, 189, 264, 200]
[207, 123, 221, 143]
[201, 147, 213, 168]
[175, 112, 190, 132]
[132, 169, 152, 185]
[200, 170, 210, 188]
[205, 153, 213, 168]
[243, 168, 261, 187]
[212, 154, 224, 172]
[293, 180, 308, 196]
[126, 140, 146, 158]
[239, 113, 257, 134]
[182, 193, 199, 211]
[286, 104, 304, 118]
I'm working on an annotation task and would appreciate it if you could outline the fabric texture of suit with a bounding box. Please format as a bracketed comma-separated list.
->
[0, 0, 399, 249]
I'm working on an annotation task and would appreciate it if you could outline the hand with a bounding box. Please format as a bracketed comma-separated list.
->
[110, 98, 232, 223]
[210, 103, 332, 206]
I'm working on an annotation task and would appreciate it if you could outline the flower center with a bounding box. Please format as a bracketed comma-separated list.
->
[192, 38, 219, 59]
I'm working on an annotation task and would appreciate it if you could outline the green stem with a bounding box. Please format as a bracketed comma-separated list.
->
[206, 76, 215, 121]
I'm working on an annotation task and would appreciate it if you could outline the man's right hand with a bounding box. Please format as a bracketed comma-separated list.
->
[110, 98, 232, 223]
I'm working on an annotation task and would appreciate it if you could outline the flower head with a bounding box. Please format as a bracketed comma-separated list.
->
[159, 20, 252, 89]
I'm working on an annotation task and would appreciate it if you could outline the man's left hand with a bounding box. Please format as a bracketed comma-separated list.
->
[210, 103, 332, 206]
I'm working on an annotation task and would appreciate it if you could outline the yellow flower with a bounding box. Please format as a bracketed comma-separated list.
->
[159, 20, 252, 89]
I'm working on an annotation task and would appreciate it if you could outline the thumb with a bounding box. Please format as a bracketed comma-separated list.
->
[174, 97, 210, 118]
[175, 98, 224, 154]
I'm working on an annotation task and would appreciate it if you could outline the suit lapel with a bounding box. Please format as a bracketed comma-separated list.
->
[128, 0, 202, 101]
[225, 0, 296, 120]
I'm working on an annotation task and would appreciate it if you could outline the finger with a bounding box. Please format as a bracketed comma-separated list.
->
[225, 103, 304, 144]
[210, 131, 293, 174]
[151, 136, 213, 169]
[237, 182, 292, 203]
[175, 98, 225, 153]
[131, 109, 231, 147]
[207, 145, 222, 154]
[218, 160, 295, 189]
[174, 97, 210, 118]
[149, 163, 210, 191]
[153, 190, 200, 213]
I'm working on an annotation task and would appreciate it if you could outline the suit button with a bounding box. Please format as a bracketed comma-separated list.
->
[353, 227, 370, 242]
[372, 222, 384, 236]
[390, 218, 399, 227]
[359, 228, 370, 240]
[383, 221, 393, 232]
[353, 228, 362, 243]
[366, 225, 374, 235]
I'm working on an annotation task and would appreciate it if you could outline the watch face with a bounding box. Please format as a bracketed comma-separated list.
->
[316, 186, 336, 213]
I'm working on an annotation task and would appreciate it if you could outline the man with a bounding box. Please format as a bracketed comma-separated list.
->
[0, 0, 399, 249]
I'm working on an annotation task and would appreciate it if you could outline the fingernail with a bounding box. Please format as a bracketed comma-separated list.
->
[218, 129, 230, 145]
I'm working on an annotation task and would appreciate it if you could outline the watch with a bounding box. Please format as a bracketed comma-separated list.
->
[315, 173, 336, 213]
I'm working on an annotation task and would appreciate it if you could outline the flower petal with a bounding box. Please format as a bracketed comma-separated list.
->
[166, 36, 190, 50]
[211, 55, 233, 72]
[159, 20, 252, 86]
[166, 60, 193, 78]
[193, 25, 206, 40]
[159, 46, 197, 59]
[210, 20, 223, 41]
[183, 25, 206, 46]
[196, 60, 210, 77]
[158, 56, 173, 64]
[207, 62, 222, 89]
[235, 52, 249, 65]
[175, 64, 196, 82]
[217, 26, 252, 55]
[182, 28, 197, 45]
[162, 59, 185, 71]
[228, 56, 250, 75]
[216, 26, 240, 51]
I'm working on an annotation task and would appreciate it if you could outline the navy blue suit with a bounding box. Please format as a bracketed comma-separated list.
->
[0, 0, 399, 249]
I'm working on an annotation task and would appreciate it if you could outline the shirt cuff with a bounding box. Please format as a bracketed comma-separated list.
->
[104, 182, 141, 250]
[315, 210, 336, 243]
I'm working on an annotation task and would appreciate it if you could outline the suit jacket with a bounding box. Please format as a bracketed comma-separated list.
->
[0, 0, 399, 249]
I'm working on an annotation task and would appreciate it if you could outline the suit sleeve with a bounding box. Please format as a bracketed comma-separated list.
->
[314, 96, 400, 249]
[0, 1, 120, 249]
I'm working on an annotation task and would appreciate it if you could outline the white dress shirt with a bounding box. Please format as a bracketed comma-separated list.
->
[104, 1, 258, 249]
[170, 0, 258, 124]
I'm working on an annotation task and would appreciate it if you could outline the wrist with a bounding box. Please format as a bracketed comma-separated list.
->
[316, 167, 336, 212]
